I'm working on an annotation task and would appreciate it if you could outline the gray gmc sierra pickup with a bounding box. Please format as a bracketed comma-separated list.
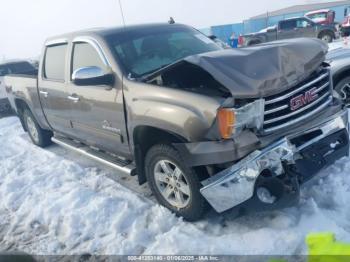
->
[4, 23, 350, 221]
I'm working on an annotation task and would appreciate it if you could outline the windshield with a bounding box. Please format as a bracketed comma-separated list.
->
[307, 13, 327, 20]
[106, 25, 221, 78]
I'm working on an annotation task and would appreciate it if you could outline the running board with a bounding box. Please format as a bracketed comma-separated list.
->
[51, 136, 136, 176]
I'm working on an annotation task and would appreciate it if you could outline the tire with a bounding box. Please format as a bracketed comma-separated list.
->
[23, 109, 52, 147]
[319, 32, 333, 43]
[334, 76, 350, 106]
[145, 144, 208, 221]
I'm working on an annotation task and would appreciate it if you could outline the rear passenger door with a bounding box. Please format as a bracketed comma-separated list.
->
[38, 42, 73, 136]
[66, 39, 128, 156]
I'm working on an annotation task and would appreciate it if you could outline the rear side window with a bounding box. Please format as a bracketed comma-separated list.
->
[0, 62, 35, 76]
[72, 42, 107, 74]
[44, 44, 67, 81]
[279, 20, 296, 30]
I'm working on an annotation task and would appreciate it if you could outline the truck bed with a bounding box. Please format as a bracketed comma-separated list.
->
[4, 74, 38, 113]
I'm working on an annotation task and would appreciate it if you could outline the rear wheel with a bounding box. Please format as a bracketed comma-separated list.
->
[23, 109, 52, 147]
[145, 144, 208, 221]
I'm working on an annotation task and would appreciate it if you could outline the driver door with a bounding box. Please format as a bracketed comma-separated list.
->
[66, 39, 129, 156]
[296, 18, 316, 38]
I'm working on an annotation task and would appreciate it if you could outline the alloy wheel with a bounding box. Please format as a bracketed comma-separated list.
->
[153, 160, 191, 209]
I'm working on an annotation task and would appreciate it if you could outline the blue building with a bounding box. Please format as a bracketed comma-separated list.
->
[208, 0, 350, 43]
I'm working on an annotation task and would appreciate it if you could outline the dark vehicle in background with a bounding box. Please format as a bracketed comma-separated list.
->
[4, 24, 350, 221]
[241, 17, 338, 46]
[0, 61, 36, 113]
[305, 9, 336, 25]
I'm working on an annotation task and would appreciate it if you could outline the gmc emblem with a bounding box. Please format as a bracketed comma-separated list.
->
[290, 87, 319, 111]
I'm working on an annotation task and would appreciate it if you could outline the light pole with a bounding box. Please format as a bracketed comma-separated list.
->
[118, 0, 126, 27]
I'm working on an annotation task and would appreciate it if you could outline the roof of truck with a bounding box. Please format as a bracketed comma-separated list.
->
[305, 9, 331, 15]
[0, 60, 31, 66]
[45, 23, 191, 44]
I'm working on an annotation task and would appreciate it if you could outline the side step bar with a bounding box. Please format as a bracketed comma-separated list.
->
[51, 136, 136, 176]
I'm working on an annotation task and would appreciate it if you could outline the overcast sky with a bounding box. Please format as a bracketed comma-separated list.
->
[0, 0, 339, 60]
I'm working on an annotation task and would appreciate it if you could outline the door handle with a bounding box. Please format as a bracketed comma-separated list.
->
[39, 90, 49, 98]
[67, 95, 80, 102]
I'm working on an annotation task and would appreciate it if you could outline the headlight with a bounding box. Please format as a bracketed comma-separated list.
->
[217, 99, 264, 139]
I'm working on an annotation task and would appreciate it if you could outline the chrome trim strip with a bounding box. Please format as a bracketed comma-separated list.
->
[265, 72, 329, 105]
[264, 92, 331, 125]
[265, 82, 329, 116]
[72, 36, 111, 67]
[265, 104, 289, 115]
[45, 38, 68, 46]
[263, 96, 332, 133]
[314, 81, 330, 94]
[200, 109, 348, 213]
[51, 137, 135, 174]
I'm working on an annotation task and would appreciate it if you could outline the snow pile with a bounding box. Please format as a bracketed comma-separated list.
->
[1, 116, 350, 255]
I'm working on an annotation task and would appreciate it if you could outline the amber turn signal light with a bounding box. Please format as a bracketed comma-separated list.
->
[217, 108, 235, 139]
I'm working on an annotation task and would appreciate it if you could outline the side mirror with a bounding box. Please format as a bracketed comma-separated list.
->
[72, 66, 114, 86]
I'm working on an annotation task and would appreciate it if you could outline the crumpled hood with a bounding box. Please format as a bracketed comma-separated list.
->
[183, 38, 328, 99]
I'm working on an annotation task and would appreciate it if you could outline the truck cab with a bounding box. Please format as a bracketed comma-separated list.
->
[305, 9, 336, 25]
[277, 17, 316, 39]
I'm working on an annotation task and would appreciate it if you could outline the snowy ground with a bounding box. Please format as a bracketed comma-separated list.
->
[329, 38, 350, 50]
[1, 116, 350, 256]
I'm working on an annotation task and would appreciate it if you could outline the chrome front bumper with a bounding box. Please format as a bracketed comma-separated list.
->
[200, 109, 349, 213]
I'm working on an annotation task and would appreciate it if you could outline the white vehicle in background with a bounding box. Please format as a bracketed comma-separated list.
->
[0, 60, 36, 113]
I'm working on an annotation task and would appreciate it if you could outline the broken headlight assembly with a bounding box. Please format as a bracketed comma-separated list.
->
[217, 99, 265, 139]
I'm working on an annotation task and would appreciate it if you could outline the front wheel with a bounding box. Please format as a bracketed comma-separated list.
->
[145, 144, 208, 221]
[335, 76, 350, 106]
[319, 32, 333, 43]
[23, 109, 52, 147]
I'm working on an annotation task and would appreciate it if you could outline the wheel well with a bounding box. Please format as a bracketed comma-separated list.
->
[133, 126, 188, 185]
[333, 68, 350, 88]
[248, 39, 261, 46]
[133, 126, 187, 154]
[14, 99, 30, 131]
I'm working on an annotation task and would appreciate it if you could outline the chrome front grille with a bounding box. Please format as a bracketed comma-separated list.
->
[263, 68, 332, 133]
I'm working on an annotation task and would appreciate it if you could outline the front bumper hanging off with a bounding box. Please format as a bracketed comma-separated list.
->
[200, 109, 349, 213]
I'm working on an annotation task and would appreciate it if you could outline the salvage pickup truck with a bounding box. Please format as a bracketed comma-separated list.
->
[241, 16, 338, 46]
[4, 23, 349, 221]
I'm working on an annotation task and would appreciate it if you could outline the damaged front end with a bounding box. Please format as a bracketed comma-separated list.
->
[200, 110, 349, 213]
[144, 37, 348, 213]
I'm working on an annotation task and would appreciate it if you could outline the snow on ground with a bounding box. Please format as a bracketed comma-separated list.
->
[328, 38, 350, 50]
[1, 116, 350, 255]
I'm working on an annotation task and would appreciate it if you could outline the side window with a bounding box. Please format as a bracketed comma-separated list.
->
[72, 42, 107, 74]
[280, 20, 296, 30]
[296, 19, 310, 28]
[44, 44, 67, 81]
